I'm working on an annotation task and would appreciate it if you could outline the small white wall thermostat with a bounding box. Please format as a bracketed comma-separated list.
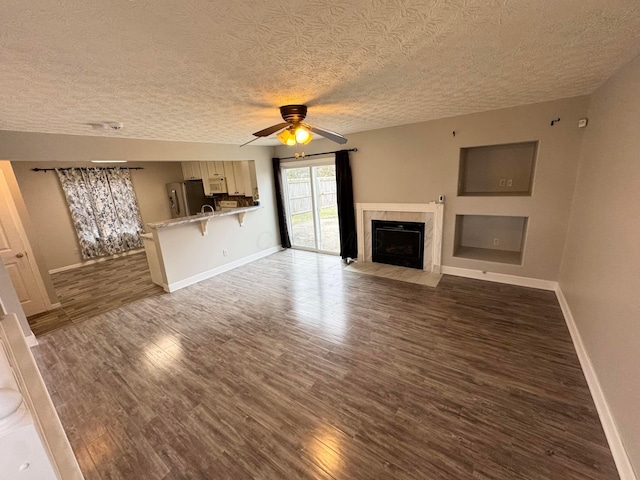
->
[438, 194, 445, 203]
[578, 118, 588, 128]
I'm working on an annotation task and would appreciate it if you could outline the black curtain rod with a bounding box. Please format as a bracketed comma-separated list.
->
[278, 147, 358, 161]
[32, 167, 144, 172]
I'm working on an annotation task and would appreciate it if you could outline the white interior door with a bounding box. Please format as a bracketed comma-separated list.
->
[0, 171, 46, 316]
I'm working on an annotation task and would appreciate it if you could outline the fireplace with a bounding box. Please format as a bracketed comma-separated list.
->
[356, 203, 444, 273]
[372, 220, 425, 269]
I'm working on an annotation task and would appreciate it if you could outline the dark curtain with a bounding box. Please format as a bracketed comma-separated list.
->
[335, 150, 357, 260]
[272, 158, 291, 248]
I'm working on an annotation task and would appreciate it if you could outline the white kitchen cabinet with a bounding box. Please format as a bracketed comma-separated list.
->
[199, 161, 226, 179]
[239, 161, 253, 198]
[224, 161, 246, 196]
[248, 162, 258, 199]
[181, 162, 202, 181]
[223, 161, 253, 197]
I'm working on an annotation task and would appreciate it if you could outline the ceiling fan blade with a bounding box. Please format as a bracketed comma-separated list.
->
[302, 123, 347, 144]
[253, 122, 290, 137]
[239, 136, 261, 147]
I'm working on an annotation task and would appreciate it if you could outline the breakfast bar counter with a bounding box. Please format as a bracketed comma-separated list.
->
[148, 206, 260, 235]
[143, 206, 266, 292]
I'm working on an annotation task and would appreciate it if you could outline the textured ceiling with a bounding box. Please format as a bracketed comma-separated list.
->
[1, 0, 640, 145]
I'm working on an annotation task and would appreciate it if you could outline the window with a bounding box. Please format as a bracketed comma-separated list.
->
[56, 168, 145, 259]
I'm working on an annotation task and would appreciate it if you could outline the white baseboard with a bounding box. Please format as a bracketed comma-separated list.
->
[25, 333, 38, 347]
[441, 265, 558, 291]
[555, 287, 636, 480]
[48, 249, 145, 274]
[165, 246, 281, 293]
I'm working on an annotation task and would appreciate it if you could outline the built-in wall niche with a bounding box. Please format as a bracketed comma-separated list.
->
[454, 214, 528, 265]
[458, 141, 538, 196]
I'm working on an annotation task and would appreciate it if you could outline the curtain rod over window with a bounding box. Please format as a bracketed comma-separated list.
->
[278, 147, 357, 161]
[31, 167, 144, 172]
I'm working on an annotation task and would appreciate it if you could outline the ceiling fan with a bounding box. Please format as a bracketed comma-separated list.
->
[241, 105, 347, 147]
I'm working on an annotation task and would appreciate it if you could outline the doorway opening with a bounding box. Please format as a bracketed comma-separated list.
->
[281, 159, 339, 254]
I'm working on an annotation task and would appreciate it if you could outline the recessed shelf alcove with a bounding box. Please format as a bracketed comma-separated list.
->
[454, 214, 528, 265]
[458, 141, 538, 196]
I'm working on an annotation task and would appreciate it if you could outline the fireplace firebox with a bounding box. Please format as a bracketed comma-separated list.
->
[372, 220, 425, 269]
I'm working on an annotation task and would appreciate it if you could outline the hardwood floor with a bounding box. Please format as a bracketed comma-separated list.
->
[27, 252, 164, 336]
[31, 250, 618, 479]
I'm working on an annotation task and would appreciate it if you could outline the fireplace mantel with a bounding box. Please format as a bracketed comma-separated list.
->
[356, 203, 444, 273]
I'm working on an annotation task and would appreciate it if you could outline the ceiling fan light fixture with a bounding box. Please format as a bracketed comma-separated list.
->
[277, 128, 297, 146]
[247, 105, 346, 147]
[295, 126, 312, 144]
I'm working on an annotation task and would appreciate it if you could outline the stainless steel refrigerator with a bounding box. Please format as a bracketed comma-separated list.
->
[166, 181, 213, 218]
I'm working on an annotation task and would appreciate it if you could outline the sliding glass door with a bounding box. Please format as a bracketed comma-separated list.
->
[282, 160, 339, 254]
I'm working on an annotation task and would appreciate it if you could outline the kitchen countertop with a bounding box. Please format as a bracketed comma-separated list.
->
[147, 206, 261, 230]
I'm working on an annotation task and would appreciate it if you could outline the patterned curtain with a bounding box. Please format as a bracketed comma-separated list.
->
[56, 168, 145, 259]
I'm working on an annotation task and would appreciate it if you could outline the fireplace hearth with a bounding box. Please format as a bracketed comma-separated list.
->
[372, 220, 425, 269]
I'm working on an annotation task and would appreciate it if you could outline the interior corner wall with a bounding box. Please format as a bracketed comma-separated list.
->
[558, 54, 640, 473]
[277, 96, 589, 281]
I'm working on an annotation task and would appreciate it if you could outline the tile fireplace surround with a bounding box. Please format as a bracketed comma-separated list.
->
[356, 203, 444, 273]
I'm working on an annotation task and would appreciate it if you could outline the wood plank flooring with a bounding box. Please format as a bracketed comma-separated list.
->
[28, 252, 164, 336]
[30, 250, 618, 479]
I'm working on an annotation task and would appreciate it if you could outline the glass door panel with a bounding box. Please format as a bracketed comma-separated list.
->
[282, 162, 340, 254]
[313, 165, 339, 253]
[284, 167, 316, 249]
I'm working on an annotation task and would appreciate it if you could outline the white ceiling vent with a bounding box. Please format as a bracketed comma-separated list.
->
[88, 122, 123, 131]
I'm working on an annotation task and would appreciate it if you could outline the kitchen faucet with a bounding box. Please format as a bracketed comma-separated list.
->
[200, 204, 214, 215]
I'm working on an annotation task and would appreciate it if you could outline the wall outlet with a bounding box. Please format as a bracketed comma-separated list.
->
[223, 249, 228, 257]
[499, 178, 506, 187]
[507, 179, 513, 187]
[493, 238, 500, 246]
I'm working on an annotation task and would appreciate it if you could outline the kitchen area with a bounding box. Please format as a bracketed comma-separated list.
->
[169, 160, 260, 217]
[141, 160, 276, 293]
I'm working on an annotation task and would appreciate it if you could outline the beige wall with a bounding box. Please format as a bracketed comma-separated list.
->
[0, 131, 272, 163]
[278, 96, 589, 280]
[559, 55, 640, 472]
[11, 161, 183, 270]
